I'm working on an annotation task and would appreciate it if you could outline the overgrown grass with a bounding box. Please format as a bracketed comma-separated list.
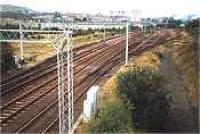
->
[173, 31, 198, 107]
[9, 32, 110, 67]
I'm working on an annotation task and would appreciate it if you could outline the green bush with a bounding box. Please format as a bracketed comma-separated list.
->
[1, 43, 15, 71]
[89, 101, 134, 133]
[116, 66, 170, 132]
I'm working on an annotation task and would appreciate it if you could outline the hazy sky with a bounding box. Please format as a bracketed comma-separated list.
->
[1, 0, 200, 17]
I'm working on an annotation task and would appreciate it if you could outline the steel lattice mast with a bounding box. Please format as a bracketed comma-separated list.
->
[53, 30, 73, 134]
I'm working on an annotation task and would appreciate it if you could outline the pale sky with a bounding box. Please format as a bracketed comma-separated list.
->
[1, 0, 200, 17]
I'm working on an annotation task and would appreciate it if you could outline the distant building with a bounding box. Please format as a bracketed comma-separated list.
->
[179, 23, 185, 27]
[73, 23, 125, 30]
[131, 10, 142, 23]
[31, 22, 126, 30]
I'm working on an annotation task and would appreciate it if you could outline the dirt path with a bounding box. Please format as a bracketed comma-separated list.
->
[161, 41, 199, 132]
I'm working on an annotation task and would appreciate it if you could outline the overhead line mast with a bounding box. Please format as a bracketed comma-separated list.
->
[54, 14, 74, 134]
[53, 30, 73, 134]
[1, 19, 129, 133]
[125, 21, 129, 65]
[19, 21, 24, 60]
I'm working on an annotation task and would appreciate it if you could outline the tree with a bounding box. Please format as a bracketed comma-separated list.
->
[1, 42, 15, 72]
[186, 19, 199, 29]
[54, 11, 62, 18]
[74, 17, 81, 22]
[116, 66, 170, 132]
[89, 101, 134, 133]
[82, 17, 87, 22]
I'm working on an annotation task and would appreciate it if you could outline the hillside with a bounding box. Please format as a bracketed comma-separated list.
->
[0, 4, 37, 19]
[0, 4, 37, 14]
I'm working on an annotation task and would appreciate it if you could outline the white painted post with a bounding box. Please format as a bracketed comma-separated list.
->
[19, 22, 24, 60]
[83, 86, 99, 122]
[13, 55, 21, 68]
[103, 24, 105, 41]
[48, 16, 50, 39]
[125, 22, 129, 65]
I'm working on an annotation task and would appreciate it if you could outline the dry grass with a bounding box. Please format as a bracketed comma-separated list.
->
[172, 31, 198, 107]
[101, 76, 119, 101]
[10, 42, 55, 66]
[122, 45, 165, 72]
[100, 44, 165, 102]
[73, 32, 107, 46]
[129, 51, 160, 68]
[10, 32, 107, 67]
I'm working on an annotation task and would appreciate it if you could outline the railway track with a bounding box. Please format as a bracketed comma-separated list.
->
[16, 54, 123, 133]
[0, 36, 132, 107]
[0, 35, 129, 102]
[42, 31, 179, 133]
[0, 35, 122, 87]
[0, 30, 179, 133]
[0, 35, 124, 95]
[0, 33, 140, 132]
[18, 33, 145, 133]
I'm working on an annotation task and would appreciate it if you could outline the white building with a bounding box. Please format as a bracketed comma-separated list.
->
[73, 23, 125, 30]
[32, 22, 126, 30]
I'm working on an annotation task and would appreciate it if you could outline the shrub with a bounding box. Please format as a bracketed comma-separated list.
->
[37, 34, 45, 39]
[1, 43, 15, 71]
[89, 101, 134, 133]
[116, 66, 170, 132]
